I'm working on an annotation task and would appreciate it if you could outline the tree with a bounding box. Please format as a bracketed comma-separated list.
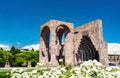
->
[0, 49, 5, 67]
[10, 46, 21, 67]
[3, 51, 13, 61]
[0, 49, 13, 67]
[15, 50, 39, 67]
[10, 46, 16, 55]
[31, 48, 34, 51]
[15, 52, 27, 67]
[31, 50, 39, 66]
[3, 51, 13, 67]
[0, 48, 3, 50]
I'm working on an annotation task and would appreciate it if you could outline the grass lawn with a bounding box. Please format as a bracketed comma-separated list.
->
[0, 69, 11, 78]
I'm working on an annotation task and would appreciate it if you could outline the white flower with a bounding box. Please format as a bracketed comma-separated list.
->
[31, 69, 37, 74]
[11, 60, 120, 78]
[36, 62, 44, 67]
[106, 66, 113, 71]
[48, 62, 52, 65]
[59, 59, 63, 62]
[60, 68, 66, 72]
[93, 59, 102, 66]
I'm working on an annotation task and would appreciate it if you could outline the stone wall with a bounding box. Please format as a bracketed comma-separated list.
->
[74, 20, 108, 66]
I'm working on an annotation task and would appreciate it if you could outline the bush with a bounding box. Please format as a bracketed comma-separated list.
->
[0, 70, 11, 78]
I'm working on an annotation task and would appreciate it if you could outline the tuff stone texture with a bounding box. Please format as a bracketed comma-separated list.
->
[39, 19, 108, 66]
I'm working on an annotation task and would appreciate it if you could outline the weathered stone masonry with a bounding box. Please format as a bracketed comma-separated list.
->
[39, 19, 108, 66]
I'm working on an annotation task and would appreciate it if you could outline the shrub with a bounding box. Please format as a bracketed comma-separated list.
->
[0, 70, 11, 78]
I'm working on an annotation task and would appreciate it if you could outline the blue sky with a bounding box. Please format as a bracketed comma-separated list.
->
[0, 0, 120, 48]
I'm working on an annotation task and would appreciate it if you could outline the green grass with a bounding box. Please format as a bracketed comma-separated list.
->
[0, 70, 11, 78]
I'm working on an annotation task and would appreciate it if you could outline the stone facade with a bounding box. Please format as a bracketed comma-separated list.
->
[39, 19, 108, 66]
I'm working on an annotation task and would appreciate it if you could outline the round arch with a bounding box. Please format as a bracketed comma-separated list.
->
[76, 36, 99, 65]
[56, 25, 71, 65]
[41, 26, 51, 62]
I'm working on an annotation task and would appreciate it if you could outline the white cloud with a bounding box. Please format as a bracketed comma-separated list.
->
[17, 42, 21, 45]
[108, 43, 120, 55]
[21, 44, 39, 51]
[0, 44, 11, 51]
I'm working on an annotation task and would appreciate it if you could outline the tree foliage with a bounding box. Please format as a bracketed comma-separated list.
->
[0, 49, 13, 67]
[15, 50, 39, 67]
[0, 46, 39, 67]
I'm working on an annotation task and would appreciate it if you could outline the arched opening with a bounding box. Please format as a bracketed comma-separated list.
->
[76, 36, 99, 65]
[41, 26, 51, 62]
[56, 25, 70, 65]
[61, 33, 65, 44]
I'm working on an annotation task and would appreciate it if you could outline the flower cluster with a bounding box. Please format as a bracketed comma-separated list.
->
[11, 60, 120, 78]
[35, 62, 44, 67]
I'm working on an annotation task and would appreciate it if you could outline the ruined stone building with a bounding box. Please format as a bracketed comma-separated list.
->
[39, 19, 108, 66]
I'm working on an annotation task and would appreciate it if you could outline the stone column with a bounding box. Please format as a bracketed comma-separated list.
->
[99, 41, 108, 66]
[64, 31, 74, 66]
[74, 32, 82, 65]
[39, 36, 48, 65]
[50, 23, 59, 66]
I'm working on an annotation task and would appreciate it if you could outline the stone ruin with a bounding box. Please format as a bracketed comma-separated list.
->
[39, 19, 108, 66]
